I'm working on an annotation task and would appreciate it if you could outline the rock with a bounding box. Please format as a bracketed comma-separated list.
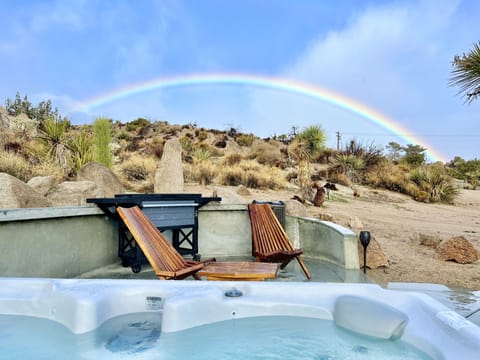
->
[358, 236, 389, 269]
[317, 213, 334, 222]
[47, 181, 104, 206]
[348, 216, 364, 229]
[236, 185, 251, 196]
[0, 173, 50, 208]
[213, 187, 246, 204]
[435, 236, 479, 264]
[9, 113, 38, 134]
[154, 138, 184, 193]
[352, 186, 361, 197]
[413, 232, 442, 248]
[77, 162, 124, 197]
[27, 175, 58, 196]
[285, 199, 308, 217]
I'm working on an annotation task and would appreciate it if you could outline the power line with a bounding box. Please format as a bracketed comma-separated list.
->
[340, 132, 480, 138]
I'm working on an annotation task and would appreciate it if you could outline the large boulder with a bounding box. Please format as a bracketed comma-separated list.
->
[285, 199, 308, 217]
[27, 175, 57, 196]
[47, 181, 104, 206]
[213, 187, 246, 204]
[77, 162, 124, 197]
[0, 173, 50, 208]
[435, 236, 479, 264]
[358, 236, 389, 269]
[154, 138, 184, 193]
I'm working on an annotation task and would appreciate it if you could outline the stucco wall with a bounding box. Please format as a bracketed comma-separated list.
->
[0, 207, 118, 277]
[198, 204, 359, 269]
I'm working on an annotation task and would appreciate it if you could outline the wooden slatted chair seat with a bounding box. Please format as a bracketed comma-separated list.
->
[248, 203, 311, 279]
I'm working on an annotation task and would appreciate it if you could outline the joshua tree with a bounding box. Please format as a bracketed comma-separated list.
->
[289, 125, 327, 200]
[450, 41, 480, 103]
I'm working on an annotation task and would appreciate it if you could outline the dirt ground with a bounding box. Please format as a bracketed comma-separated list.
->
[186, 183, 480, 290]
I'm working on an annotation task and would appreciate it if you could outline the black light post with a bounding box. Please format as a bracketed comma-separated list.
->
[359, 230, 371, 274]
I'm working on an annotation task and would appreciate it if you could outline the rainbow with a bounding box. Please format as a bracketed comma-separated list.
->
[72, 73, 447, 162]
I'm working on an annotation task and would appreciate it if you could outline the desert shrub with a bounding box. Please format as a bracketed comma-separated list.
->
[236, 133, 256, 147]
[248, 142, 283, 166]
[184, 163, 217, 185]
[116, 130, 131, 141]
[219, 166, 244, 186]
[343, 138, 384, 167]
[116, 154, 156, 191]
[195, 143, 222, 157]
[164, 124, 182, 136]
[179, 136, 193, 155]
[332, 154, 365, 183]
[93, 117, 112, 168]
[237, 159, 262, 172]
[410, 165, 459, 204]
[0, 151, 32, 181]
[122, 162, 149, 181]
[125, 117, 151, 132]
[223, 153, 243, 166]
[30, 160, 67, 181]
[150, 141, 164, 159]
[364, 161, 409, 193]
[195, 130, 209, 142]
[217, 162, 285, 189]
[328, 172, 351, 186]
[125, 137, 142, 152]
[244, 167, 286, 189]
[191, 148, 212, 163]
[37, 116, 70, 170]
[67, 130, 95, 175]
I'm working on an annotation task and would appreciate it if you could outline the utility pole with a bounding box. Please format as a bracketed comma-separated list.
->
[336, 131, 341, 151]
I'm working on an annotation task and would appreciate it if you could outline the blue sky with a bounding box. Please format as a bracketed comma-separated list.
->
[1, 0, 479, 162]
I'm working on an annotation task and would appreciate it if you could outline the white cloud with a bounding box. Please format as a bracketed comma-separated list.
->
[29, 0, 90, 33]
[244, 0, 480, 160]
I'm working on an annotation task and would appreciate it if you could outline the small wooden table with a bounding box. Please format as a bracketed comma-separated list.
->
[198, 262, 280, 281]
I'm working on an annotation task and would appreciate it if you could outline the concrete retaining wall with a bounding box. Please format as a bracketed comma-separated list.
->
[0, 204, 359, 278]
[0, 207, 118, 277]
[198, 204, 359, 269]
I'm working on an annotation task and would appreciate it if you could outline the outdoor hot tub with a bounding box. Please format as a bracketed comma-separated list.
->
[0, 279, 479, 359]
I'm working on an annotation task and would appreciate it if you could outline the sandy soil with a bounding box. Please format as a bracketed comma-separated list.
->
[186, 183, 480, 290]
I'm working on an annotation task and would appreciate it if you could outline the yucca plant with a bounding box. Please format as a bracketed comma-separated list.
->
[450, 41, 480, 103]
[36, 116, 70, 170]
[67, 130, 95, 175]
[410, 165, 459, 203]
[191, 148, 212, 164]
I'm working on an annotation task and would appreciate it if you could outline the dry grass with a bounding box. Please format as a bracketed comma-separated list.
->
[184, 162, 217, 185]
[222, 153, 243, 166]
[218, 160, 287, 189]
[115, 154, 157, 192]
[248, 141, 284, 166]
[0, 151, 32, 182]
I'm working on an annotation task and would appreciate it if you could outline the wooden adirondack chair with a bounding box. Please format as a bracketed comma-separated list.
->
[248, 203, 311, 279]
